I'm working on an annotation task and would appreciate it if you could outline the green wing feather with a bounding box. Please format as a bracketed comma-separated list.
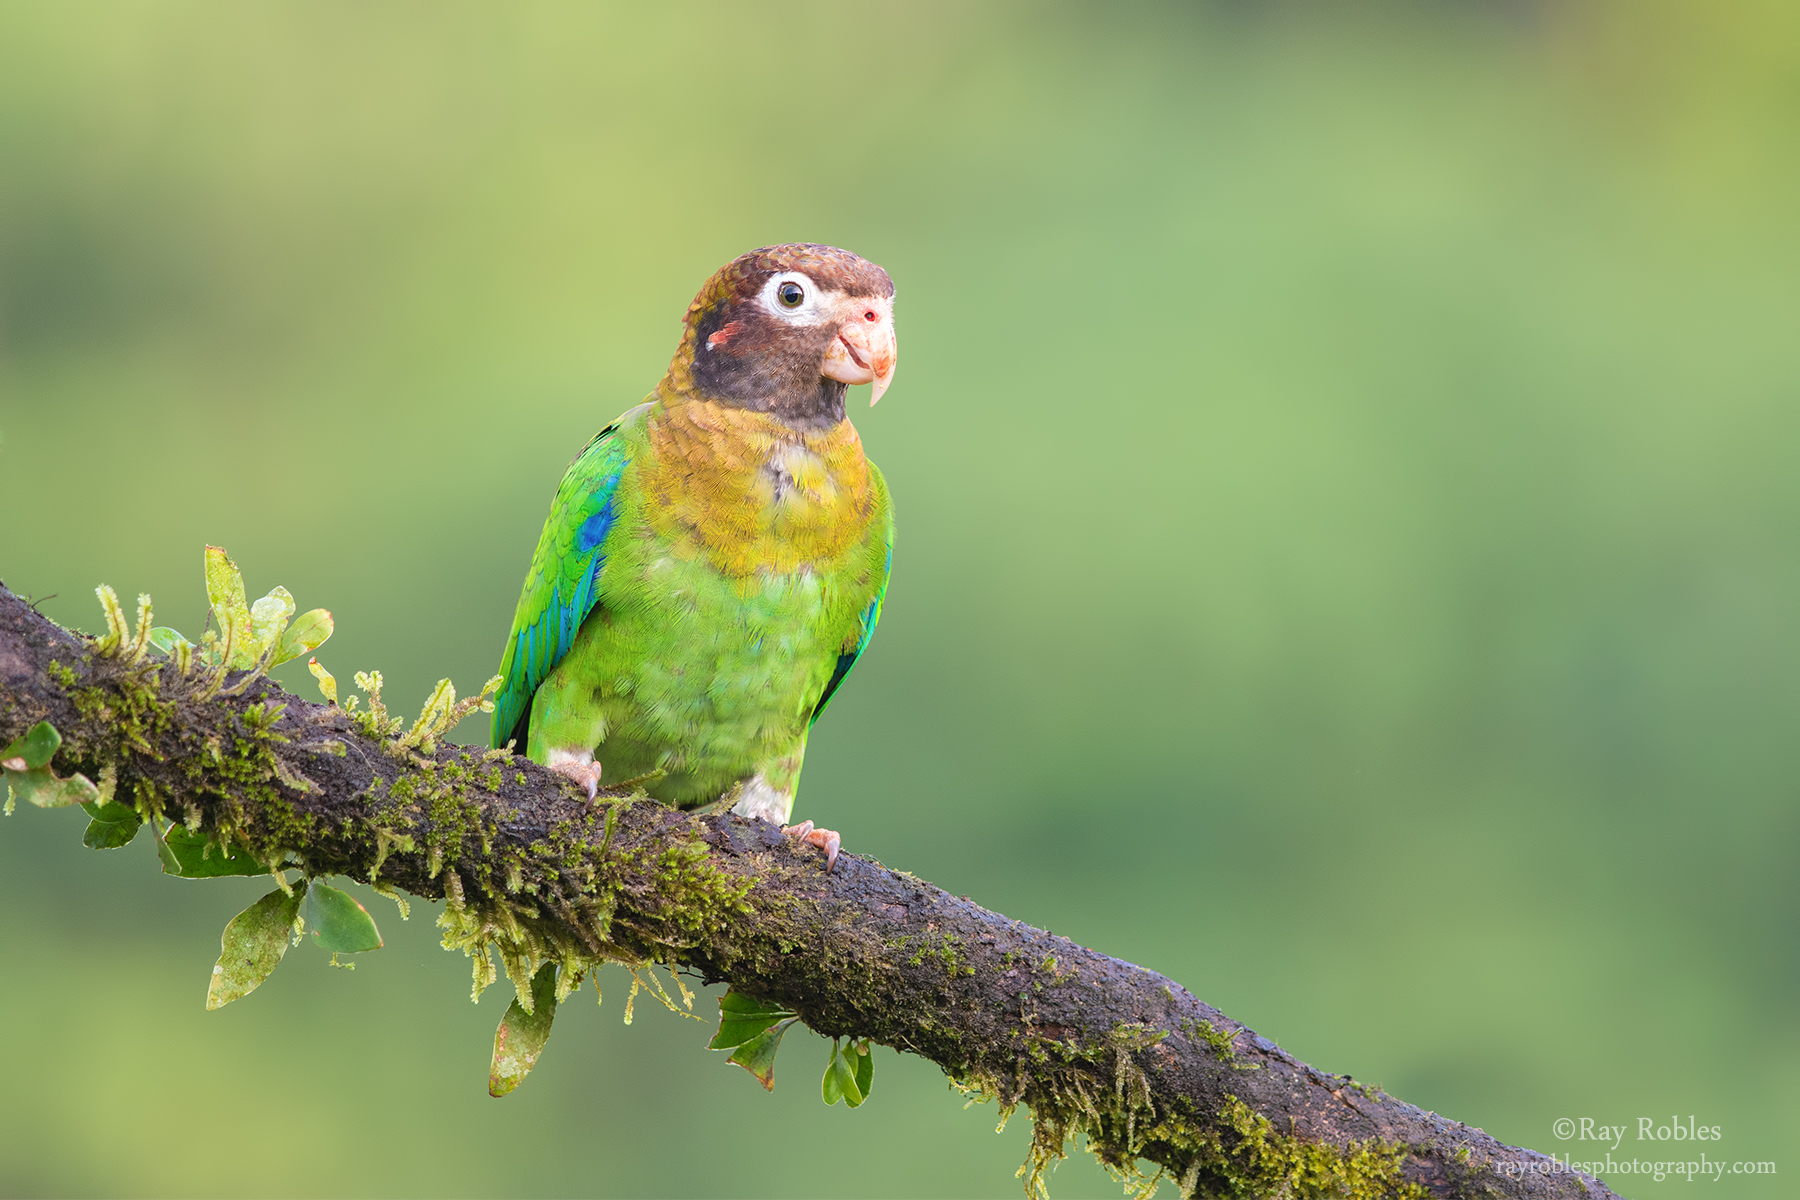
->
[810, 514, 892, 724]
[491, 418, 635, 750]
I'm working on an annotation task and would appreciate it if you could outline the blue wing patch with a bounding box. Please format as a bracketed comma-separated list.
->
[577, 506, 616, 552]
[491, 422, 629, 750]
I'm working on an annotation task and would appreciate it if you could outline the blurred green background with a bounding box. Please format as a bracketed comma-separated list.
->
[1, 2, 1795, 1197]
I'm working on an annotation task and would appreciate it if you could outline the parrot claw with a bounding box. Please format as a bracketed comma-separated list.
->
[547, 756, 602, 803]
[781, 820, 842, 873]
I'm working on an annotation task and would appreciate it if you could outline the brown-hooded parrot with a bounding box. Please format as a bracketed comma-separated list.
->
[491, 244, 898, 870]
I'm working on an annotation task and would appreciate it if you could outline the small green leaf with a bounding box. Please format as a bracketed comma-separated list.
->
[207, 884, 305, 1009]
[82, 815, 140, 848]
[1, 721, 61, 770]
[851, 1038, 874, 1106]
[160, 824, 270, 877]
[305, 882, 382, 953]
[204, 545, 256, 668]
[152, 822, 182, 873]
[821, 1041, 867, 1108]
[709, 988, 797, 1049]
[146, 627, 192, 656]
[3, 763, 100, 810]
[726, 1018, 796, 1091]
[80, 798, 142, 849]
[0, 724, 88, 810]
[490, 963, 557, 1097]
[248, 587, 296, 660]
[822, 1041, 862, 1106]
[8, 772, 99, 809]
[275, 609, 334, 667]
[308, 657, 338, 705]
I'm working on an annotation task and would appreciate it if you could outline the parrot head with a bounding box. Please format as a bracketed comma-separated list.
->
[673, 244, 897, 423]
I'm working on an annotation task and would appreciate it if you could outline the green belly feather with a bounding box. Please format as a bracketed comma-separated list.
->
[528, 557, 846, 808]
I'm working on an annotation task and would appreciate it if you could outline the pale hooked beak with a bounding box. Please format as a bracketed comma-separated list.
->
[821, 297, 898, 405]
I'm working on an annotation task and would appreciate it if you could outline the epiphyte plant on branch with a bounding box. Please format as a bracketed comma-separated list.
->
[6, 552, 580, 1067]
[7, 554, 881, 1109]
[0, 548, 484, 979]
[4, 544, 336, 824]
[1, 548, 394, 980]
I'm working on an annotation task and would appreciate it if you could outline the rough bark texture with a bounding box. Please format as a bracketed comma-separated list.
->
[0, 582, 1616, 1200]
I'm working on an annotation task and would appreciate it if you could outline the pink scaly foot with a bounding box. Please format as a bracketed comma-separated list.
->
[781, 819, 842, 873]
[546, 751, 602, 803]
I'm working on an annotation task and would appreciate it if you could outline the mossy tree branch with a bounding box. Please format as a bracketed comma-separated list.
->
[0, 582, 1615, 1200]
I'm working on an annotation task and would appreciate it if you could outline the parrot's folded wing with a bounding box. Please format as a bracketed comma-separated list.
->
[809, 488, 892, 726]
[492, 414, 638, 750]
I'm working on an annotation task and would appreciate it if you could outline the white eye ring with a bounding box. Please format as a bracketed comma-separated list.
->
[759, 271, 824, 322]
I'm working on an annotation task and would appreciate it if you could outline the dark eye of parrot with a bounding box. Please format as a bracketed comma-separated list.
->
[777, 282, 805, 308]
